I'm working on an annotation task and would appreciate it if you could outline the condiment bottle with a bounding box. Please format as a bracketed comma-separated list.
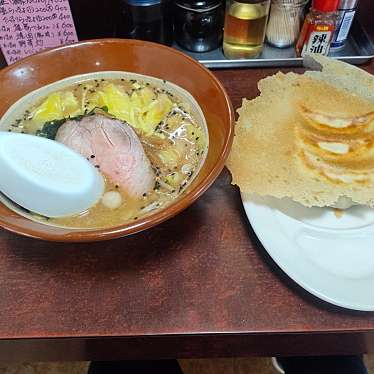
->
[174, 0, 225, 53]
[331, 0, 359, 50]
[223, 0, 271, 59]
[116, 0, 173, 46]
[296, 0, 339, 57]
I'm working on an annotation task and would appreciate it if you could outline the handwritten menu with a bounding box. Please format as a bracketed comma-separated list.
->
[0, 0, 78, 64]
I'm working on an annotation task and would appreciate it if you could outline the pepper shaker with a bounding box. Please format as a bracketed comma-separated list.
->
[174, 0, 225, 52]
[117, 0, 174, 46]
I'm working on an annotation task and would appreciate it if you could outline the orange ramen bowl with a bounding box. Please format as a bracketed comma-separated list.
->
[0, 39, 234, 242]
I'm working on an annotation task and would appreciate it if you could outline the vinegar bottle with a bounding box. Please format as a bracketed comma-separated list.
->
[223, 0, 271, 59]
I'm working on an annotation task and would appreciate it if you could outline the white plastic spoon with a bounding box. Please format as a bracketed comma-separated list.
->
[0, 132, 105, 218]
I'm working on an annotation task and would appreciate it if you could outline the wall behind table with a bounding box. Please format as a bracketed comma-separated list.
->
[0, 52, 5, 68]
[357, 0, 373, 38]
[69, 0, 118, 40]
[0, 0, 373, 68]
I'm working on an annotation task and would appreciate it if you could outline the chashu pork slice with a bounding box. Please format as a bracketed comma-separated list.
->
[56, 114, 154, 198]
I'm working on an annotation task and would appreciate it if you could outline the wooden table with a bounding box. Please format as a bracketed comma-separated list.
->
[1, 10, 374, 358]
[1, 63, 374, 362]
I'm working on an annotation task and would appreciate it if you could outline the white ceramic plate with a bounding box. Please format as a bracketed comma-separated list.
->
[241, 193, 374, 311]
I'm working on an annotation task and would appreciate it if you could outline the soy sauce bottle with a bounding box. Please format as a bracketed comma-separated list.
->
[117, 0, 173, 46]
[174, 0, 225, 52]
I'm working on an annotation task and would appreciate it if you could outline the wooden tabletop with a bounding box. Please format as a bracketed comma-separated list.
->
[1, 61, 374, 361]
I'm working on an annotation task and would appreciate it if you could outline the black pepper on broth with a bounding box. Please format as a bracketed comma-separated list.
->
[10, 78, 207, 229]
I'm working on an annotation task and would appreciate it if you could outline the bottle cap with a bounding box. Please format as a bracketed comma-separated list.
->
[313, 0, 339, 12]
[126, 0, 160, 5]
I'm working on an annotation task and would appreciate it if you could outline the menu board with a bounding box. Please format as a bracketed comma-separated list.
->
[0, 0, 78, 64]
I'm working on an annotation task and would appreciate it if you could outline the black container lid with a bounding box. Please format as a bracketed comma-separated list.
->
[175, 0, 223, 10]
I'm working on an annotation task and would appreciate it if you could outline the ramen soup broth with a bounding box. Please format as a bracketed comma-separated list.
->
[1, 72, 208, 229]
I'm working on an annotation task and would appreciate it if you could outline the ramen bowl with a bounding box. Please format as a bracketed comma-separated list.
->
[0, 39, 234, 242]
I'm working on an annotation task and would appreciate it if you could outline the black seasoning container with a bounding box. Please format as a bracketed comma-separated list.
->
[174, 0, 225, 52]
[117, 0, 173, 46]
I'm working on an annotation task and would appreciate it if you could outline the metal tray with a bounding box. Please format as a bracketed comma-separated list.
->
[174, 19, 374, 69]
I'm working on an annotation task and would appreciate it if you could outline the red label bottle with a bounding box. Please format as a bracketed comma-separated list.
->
[296, 0, 339, 57]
